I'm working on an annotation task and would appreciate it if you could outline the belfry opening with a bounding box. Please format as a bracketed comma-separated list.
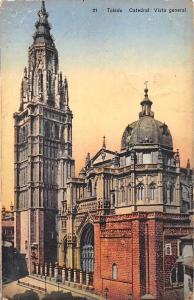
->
[80, 223, 94, 273]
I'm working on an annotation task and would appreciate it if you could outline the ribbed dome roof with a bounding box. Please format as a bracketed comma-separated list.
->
[121, 87, 173, 150]
[121, 117, 173, 149]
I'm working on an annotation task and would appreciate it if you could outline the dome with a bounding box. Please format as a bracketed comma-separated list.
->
[121, 87, 173, 150]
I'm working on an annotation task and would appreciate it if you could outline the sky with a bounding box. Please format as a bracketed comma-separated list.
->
[0, 0, 193, 208]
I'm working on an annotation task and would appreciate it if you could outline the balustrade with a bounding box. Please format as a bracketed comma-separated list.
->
[32, 263, 94, 290]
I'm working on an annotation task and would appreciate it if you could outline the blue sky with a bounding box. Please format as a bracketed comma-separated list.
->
[1, 0, 193, 206]
[0, 0, 192, 72]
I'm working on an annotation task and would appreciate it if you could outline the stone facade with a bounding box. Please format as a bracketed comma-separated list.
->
[14, 2, 193, 299]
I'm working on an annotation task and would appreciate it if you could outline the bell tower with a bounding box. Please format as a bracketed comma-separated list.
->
[14, 1, 74, 271]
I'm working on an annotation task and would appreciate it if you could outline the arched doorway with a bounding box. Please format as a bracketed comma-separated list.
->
[80, 223, 94, 273]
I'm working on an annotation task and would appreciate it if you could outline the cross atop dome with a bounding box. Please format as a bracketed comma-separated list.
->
[144, 81, 149, 97]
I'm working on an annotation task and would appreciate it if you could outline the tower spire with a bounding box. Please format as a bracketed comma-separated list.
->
[64, 77, 69, 106]
[41, 0, 46, 11]
[33, 0, 53, 46]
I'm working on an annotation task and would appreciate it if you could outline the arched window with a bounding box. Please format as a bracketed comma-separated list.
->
[22, 126, 26, 142]
[170, 185, 174, 203]
[38, 69, 43, 94]
[167, 183, 174, 203]
[136, 183, 144, 201]
[55, 124, 59, 139]
[127, 184, 131, 203]
[111, 193, 115, 208]
[112, 264, 118, 280]
[93, 180, 97, 197]
[120, 186, 125, 203]
[47, 71, 52, 94]
[149, 183, 156, 200]
[87, 180, 92, 197]
[45, 121, 50, 138]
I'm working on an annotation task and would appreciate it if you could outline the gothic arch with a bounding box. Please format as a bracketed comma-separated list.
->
[80, 223, 94, 273]
[149, 182, 156, 201]
[166, 182, 174, 203]
[87, 179, 92, 197]
[136, 183, 144, 201]
[127, 184, 132, 203]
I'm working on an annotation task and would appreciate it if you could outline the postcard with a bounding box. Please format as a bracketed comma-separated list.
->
[1, 0, 193, 299]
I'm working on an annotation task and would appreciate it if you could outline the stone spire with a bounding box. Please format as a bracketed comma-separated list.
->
[139, 82, 154, 118]
[64, 77, 69, 107]
[33, 0, 54, 46]
[18, 1, 73, 110]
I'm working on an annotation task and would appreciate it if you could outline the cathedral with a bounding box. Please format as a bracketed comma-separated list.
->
[14, 2, 193, 300]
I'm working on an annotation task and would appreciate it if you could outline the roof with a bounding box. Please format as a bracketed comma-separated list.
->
[121, 117, 173, 150]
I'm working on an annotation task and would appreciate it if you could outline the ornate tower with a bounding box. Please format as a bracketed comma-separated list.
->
[14, 1, 74, 271]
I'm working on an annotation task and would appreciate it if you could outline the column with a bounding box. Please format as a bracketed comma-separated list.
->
[33, 262, 36, 274]
[40, 264, 43, 277]
[35, 263, 39, 275]
[68, 269, 71, 283]
[86, 272, 89, 286]
[62, 266, 66, 284]
[44, 263, 48, 276]
[54, 262, 59, 282]
[80, 270, 83, 285]
[49, 263, 52, 279]
[76, 246, 81, 270]
[74, 269, 77, 283]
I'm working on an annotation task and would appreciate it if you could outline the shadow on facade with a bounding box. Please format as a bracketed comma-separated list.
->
[2, 245, 28, 284]
[7, 290, 88, 300]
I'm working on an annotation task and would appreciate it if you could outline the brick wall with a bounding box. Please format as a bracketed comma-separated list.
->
[93, 212, 190, 300]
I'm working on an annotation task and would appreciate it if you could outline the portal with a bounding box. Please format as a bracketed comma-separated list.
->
[80, 223, 94, 273]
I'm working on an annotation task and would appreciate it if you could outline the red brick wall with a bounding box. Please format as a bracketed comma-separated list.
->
[102, 279, 132, 300]
[93, 212, 190, 300]
[131, 219, 144, 299]
[94, 215, 134, 300]
[146, 218, 164, 299]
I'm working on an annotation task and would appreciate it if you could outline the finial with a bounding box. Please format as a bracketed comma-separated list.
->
[41, 0, 46, 12]
[64, 77, 68, 87]
[64, 77, 69, 105]
[102, 136, 106, 149]
[85, 152, 91, 167]
[144, 81, 148, 97]
[187, 159, 190, 169]
[24, 67, 27, 78]
[38, 0, 48, 19]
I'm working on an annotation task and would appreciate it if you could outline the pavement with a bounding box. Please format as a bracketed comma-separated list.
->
[2, 275, 102, 300]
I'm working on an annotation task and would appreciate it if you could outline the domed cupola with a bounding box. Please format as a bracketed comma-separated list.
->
[121, 84, 173, 150]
